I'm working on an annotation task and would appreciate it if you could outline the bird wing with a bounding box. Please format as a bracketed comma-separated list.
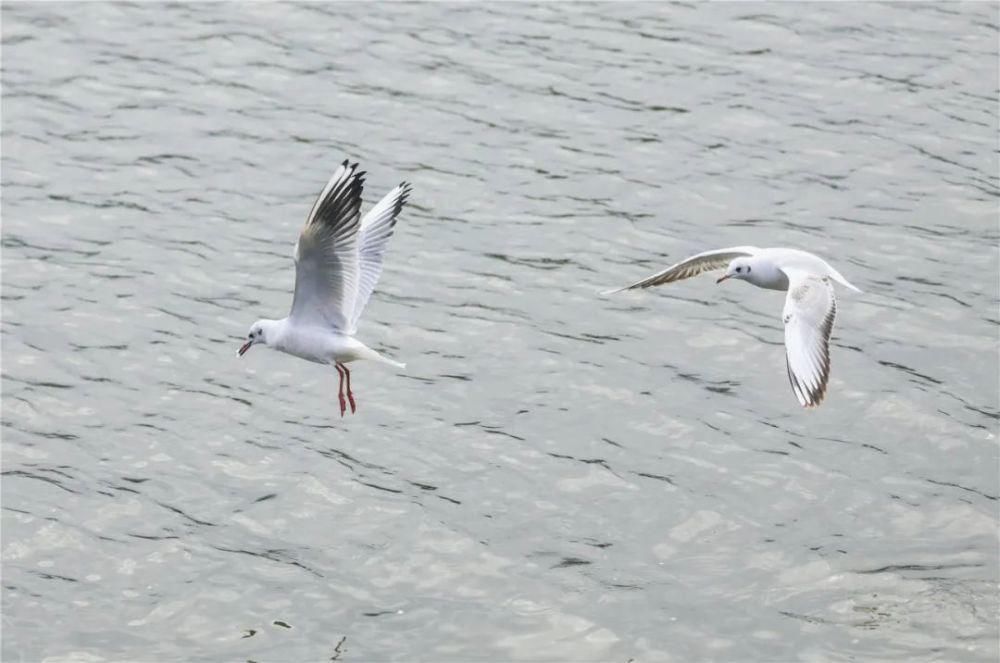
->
[781, 270, 837, 407]
[348, 181, 412, 333]
[762, 247, 863, 294]
[288, 161, 365, 331]
[604, 246, 758, 293]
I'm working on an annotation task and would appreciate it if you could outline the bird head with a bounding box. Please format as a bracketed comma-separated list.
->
[238, 320, 271, 356]
[717, 257, 754, 284]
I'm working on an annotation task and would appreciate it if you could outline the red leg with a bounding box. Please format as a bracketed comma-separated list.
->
[344, 365, 357, 414]
[335, 364, 346, 417]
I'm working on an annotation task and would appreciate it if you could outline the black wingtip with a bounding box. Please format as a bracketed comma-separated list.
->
[394, 183, 411, 218]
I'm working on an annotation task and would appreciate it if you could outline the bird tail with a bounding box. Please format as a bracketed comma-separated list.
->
[381, 356, 407, 370]
[841, 280, 863, 294]
[357, 345, 406, 369]
[828, 268, 863, 293]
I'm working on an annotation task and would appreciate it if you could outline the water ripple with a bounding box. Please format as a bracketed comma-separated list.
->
[2, 2, 997, 662]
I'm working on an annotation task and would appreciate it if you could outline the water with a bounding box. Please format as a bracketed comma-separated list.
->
[3, 3, 997, 661]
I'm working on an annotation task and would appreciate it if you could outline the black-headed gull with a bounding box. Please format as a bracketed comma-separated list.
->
[607, 247, 862, 408]
[239, 160, 410, 416]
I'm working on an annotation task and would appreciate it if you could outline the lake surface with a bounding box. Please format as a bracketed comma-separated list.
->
[3, 3, 998, 661]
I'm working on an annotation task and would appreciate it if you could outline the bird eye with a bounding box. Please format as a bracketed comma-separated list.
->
[746, 266, 751, 273]
[736, 267, 742, 273]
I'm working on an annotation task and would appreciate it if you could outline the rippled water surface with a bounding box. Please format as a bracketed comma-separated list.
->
[3, 3, 998, 661]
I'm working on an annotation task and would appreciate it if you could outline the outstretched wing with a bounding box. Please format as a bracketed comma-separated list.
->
[348, 181, 412, 332]
[782, 271, 837, 407]
[288, 161, 365, 331]
[604, 246, 758, 293]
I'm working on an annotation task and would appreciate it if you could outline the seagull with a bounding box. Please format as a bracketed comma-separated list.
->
[239, 160, 410, 416]
[605, 247, 862, 407]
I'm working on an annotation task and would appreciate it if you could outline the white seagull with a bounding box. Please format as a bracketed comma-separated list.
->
[239, 160, 410, 416]
[606, 247, 862, 407]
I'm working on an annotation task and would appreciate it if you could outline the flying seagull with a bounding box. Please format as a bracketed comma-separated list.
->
[239, 160, 410, 416]
[606, 247, 862, 407]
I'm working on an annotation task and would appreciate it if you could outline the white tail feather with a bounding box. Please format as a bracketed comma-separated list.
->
[368, 347, 406, 369]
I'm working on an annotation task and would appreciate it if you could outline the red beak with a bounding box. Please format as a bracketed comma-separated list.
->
[238, 340, 252, 356]
[716, 274, 732, 284]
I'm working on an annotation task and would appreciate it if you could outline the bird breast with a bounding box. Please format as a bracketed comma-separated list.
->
[276, 326, 353, 365]
[748, 264, 790, 291]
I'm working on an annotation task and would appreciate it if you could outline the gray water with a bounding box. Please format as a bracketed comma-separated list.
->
[3, 3, 998, 662]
